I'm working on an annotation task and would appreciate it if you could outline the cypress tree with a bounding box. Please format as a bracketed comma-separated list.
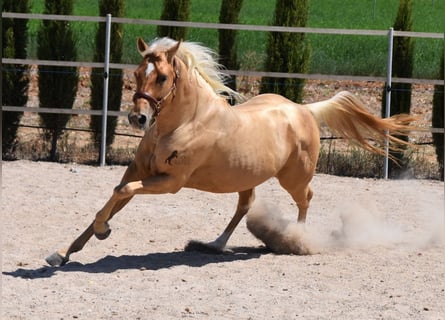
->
[260, 0, 310, 103]
[2, 0, 29, 158]
[37, 0, 78, 161]
[432, 51, 444, 180]
[157, 0, 190, 40]
[90, 0, 125, 159]
[0, 12, 3, 159]
[381, 0, 414, 177]
[218, 0, 243, 93]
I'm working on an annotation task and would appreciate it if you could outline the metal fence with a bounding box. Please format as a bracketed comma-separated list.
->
[2, 12, 444, 174]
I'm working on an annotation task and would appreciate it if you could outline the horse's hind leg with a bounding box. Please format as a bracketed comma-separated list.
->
[185, 188, 255, 253]
[278, 179, 313, 223]
[292, 186, 313, 223]
[277, 164, 315, 223]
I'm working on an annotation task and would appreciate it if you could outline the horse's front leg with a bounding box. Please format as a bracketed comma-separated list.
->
[46, 162, 142, 266]
[45, 197, 133, 266]
[93, 173, 184, 238]
[92, 193, 130, 239]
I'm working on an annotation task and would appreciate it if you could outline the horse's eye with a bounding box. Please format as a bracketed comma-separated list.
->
[157, 74, 167, 84]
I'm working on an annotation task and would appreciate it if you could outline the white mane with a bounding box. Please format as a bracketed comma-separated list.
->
[148, 37, 244, 103]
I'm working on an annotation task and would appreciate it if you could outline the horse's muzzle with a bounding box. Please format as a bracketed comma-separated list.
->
[128, 113, 147, 130]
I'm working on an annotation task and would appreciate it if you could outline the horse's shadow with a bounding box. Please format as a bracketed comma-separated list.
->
[3, 246, 270, 279]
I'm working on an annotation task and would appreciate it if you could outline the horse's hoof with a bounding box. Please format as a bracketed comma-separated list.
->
[94, 228, 111, 240]
[184, 240, 225, 254]
[45, 252, 68, 267]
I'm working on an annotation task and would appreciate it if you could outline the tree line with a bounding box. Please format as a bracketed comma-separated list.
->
[2, 0, 444, 179]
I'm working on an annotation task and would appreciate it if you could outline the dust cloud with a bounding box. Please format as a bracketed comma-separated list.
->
[327, 199, 444, 251]
[246, 197, 444, 254]
[246, 201, 315, 255]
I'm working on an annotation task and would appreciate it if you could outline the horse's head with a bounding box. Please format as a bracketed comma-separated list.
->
[128, 37, 181, 130]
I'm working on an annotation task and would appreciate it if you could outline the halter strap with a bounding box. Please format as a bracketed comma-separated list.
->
[132, 83, 176, 118]
[132, 60, 180, 119]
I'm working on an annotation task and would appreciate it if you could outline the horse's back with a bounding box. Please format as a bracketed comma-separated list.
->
[233, 93, 319, 140]
[234, 93, 297, 111]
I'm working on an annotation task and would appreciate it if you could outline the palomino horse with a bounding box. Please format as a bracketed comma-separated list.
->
[46, 37, 415, 266]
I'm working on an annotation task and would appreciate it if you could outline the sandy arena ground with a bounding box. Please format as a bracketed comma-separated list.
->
[1, 160, 444, 319]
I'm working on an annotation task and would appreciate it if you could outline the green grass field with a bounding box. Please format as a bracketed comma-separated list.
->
[27, 0, 444, 78]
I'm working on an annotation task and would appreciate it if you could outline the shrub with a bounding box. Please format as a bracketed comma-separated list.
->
[260, 0, 310, 103]
[2, 0, 29, 158]
[157, 0, 190, 40]
[432, 51, 444, 180]
[37, 0, 78, 161]
[218, 0, 243, 93]
[381, 0, 414, 177]
[317, 141, 383, 178]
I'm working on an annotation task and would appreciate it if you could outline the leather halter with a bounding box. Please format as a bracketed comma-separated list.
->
[132, 59, 180, 119]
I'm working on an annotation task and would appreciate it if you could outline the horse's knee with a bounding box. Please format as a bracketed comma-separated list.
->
[114, 182, 133, 198]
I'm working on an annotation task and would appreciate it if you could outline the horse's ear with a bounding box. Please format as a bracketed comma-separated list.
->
[137, 37, 149, 56]
[167, 39, 181, 63]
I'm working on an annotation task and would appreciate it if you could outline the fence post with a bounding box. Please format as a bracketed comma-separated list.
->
[100, 14, 112, 166]
[383, 27, 394, 179]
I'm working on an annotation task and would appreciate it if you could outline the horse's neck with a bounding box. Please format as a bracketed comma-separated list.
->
[193, 70, 227, 106]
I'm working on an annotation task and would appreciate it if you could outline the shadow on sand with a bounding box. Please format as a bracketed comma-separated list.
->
[3, 246, 270, 279]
